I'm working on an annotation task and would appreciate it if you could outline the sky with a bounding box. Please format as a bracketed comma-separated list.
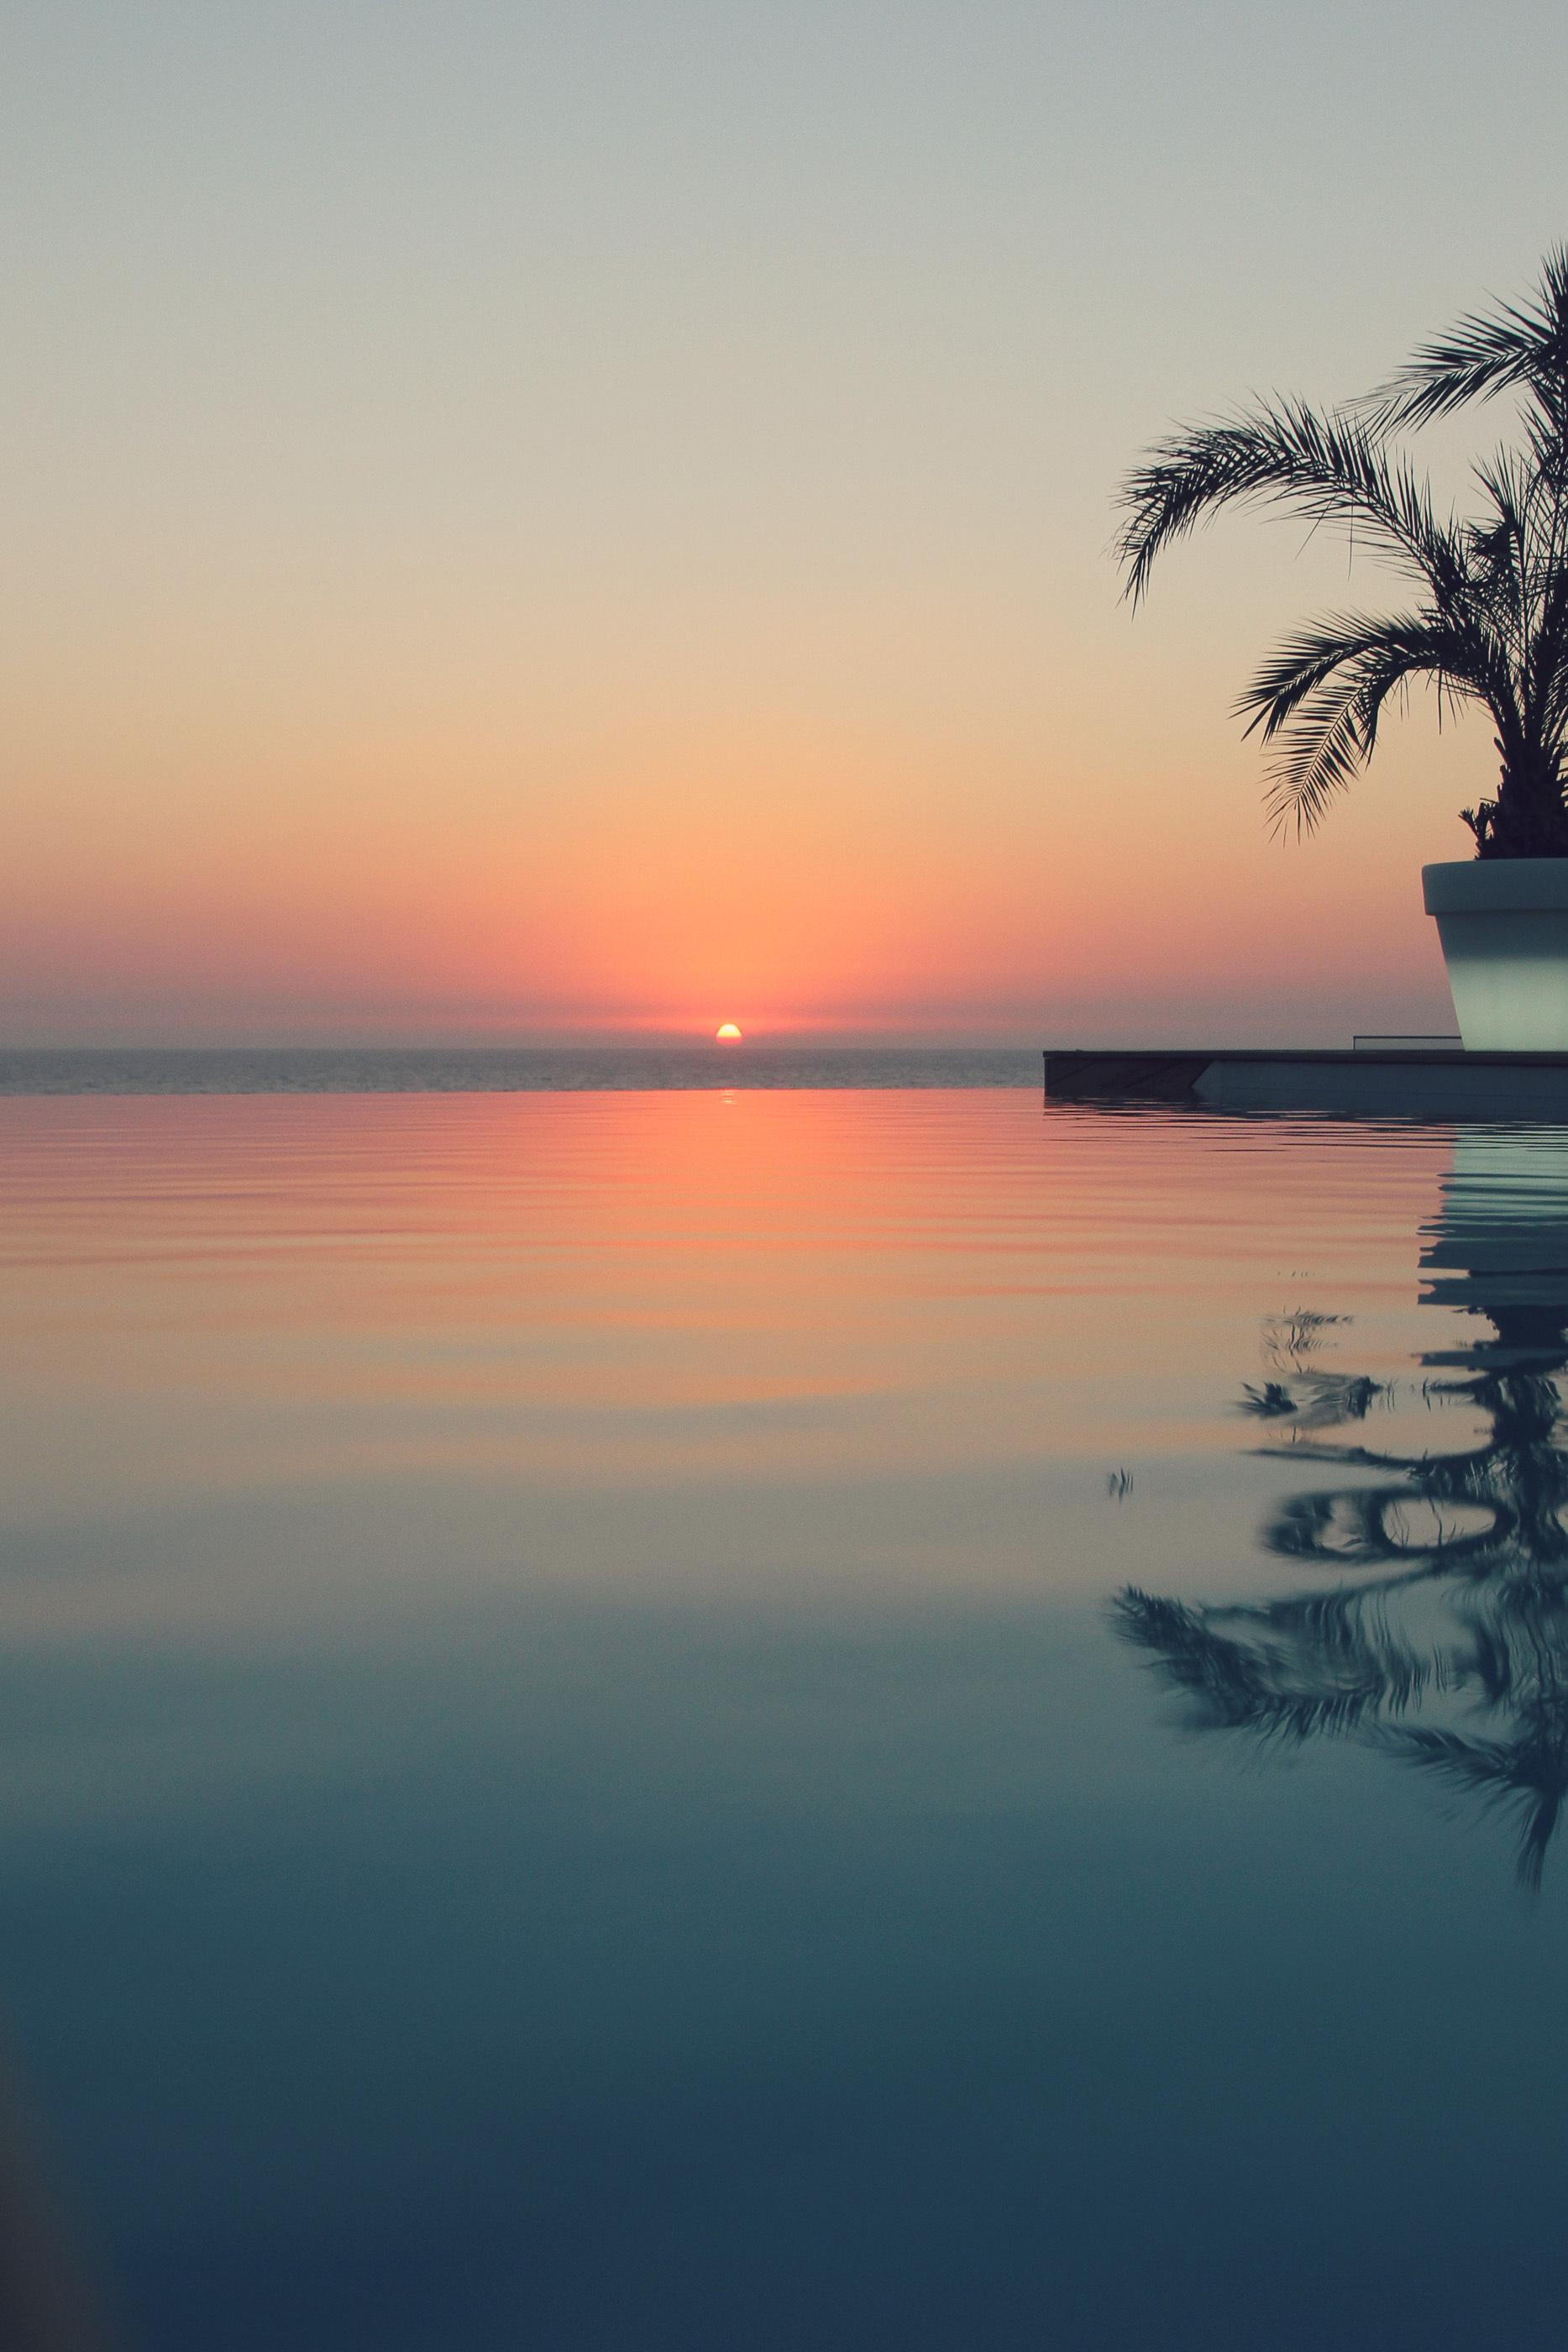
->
[6, 0, 1568, 1047]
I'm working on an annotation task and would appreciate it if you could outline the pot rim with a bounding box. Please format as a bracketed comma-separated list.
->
[1423, 859, 1568, 915]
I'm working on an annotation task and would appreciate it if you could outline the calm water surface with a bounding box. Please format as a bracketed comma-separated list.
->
[2, 1088, 1566, 2349]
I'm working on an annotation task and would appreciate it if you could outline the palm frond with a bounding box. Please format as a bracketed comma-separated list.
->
[1114, 399, 1454, 606]
[1234, 614, 1489, 837]
[1371, 246, 1568, 433]
[1239, 611, 1447, 739]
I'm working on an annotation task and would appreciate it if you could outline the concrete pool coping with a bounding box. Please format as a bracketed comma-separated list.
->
[1043, 1048, 1568, 1118]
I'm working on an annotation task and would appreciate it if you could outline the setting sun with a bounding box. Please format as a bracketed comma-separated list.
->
[716, 1023, 743, 1042]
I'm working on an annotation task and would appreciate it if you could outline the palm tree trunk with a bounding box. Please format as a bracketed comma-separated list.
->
[1471, 761, 1568, 858]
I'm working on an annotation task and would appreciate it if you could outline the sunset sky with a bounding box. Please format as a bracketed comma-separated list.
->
[8, 0, 1568, 1046]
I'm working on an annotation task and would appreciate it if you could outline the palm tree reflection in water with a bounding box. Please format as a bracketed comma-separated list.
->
[1117, 1134, 1568, 1889]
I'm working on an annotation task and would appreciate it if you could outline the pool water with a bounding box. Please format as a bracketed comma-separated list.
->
[2, 1089, 1565, 2349]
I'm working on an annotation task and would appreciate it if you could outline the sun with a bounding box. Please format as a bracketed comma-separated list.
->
[715, 1022, 743, 1042]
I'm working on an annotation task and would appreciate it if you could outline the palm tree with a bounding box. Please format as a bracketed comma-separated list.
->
[1115, 248, 1568, 856]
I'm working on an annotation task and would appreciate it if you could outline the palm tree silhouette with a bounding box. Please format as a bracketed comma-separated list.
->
[1116, 1137, 1568, 1888]
[1116, 247, 1568, 853]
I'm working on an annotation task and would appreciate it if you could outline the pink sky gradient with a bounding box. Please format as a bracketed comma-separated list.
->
[5, 1, 1559, 1046]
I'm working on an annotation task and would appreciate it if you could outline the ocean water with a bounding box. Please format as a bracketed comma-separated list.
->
[0, 1044, 1042, 1095]
[2, 1085, 1566, 2349]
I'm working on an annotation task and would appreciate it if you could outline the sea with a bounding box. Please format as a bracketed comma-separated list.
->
[2, 1050, 1565, 2348]
[0, 1044, 1042, 1095]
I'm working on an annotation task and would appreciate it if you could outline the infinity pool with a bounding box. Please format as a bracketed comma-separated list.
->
[2, 1089, 1565, 2348]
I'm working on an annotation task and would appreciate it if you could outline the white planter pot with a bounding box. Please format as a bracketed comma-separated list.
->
[1424, 859, 1568, 1050]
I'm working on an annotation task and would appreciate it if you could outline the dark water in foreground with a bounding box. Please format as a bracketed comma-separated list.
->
[3, 1089, 1567, 2349]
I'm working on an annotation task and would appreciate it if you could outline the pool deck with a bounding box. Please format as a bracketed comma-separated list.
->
[1043, 1047, 1568, 1118]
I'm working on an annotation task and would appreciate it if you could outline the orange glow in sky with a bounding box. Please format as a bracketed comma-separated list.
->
[1, 3, 1524, 1048]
